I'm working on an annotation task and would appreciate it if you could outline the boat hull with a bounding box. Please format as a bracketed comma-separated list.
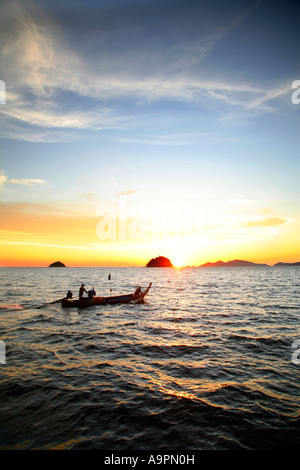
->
[61, 283, 152, 308]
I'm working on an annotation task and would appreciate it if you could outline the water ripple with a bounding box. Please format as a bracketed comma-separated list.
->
[0, 266, 299, 450]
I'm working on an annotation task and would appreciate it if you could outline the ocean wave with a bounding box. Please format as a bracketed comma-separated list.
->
[168, 316, 198, 323]
[0, 266, 299, 450]
[136, 343, 209, 358]
[0, 303, 24, 310]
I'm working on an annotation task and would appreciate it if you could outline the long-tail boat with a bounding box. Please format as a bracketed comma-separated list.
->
[61, 283, 152, 308]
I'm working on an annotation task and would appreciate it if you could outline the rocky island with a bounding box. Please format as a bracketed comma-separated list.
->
[48, 261, 66, 267]
[146, 256, 173, 267]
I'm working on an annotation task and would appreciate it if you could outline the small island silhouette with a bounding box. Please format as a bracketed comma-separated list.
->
[199, 259, 269, 267]
[146, 256, 173, 267]
[48, 261, 65, 267]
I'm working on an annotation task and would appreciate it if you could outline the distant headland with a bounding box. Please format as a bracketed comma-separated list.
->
[199, 259, 269, 267]
[146, 256, 173, 267]
[199, 259, 300, 268]
[273, 262, 300, 267]
[48, 261, 65, 267]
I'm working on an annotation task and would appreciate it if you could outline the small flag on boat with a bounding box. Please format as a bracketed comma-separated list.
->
[108, 274, 111, 280]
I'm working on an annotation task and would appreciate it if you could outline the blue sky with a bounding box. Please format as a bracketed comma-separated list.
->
[0, 0, 299, 266]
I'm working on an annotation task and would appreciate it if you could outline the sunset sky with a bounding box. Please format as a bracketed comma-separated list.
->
[0, 0, 299, 267]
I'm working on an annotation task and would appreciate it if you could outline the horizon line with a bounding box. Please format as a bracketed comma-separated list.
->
[1, 259, 299, 268]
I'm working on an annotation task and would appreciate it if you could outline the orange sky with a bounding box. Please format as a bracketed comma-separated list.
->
[0, 199, 299, 267]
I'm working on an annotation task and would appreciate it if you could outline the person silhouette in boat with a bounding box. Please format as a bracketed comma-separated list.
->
[88, 288, 96, 299]
[79, 283, 88, 299]
[134, 286, 142, 296]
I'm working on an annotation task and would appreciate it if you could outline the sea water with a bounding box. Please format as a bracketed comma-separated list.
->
[0, 266, 299, 450]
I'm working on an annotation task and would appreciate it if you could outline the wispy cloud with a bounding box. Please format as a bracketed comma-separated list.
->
[227, 198, 255, 207]
[9, 178, 46, 186]
[243, 217, 294, 227]
[245, 83, 292, 109]
[0, 105, 121, 130]
[0, 0, 290, 142]
[117, 189, 136, 197]
[0, 171, 46, 188]
[0, 171, 7, 189]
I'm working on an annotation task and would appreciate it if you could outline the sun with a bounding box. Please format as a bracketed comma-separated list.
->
[156, 236, 198, 268]
[172, 256, 185, 268]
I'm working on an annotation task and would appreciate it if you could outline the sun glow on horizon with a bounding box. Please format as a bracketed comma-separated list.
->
[0, 218, 299, 267]
[171, 256, 185, 268]
[0, 176, 299, 268]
